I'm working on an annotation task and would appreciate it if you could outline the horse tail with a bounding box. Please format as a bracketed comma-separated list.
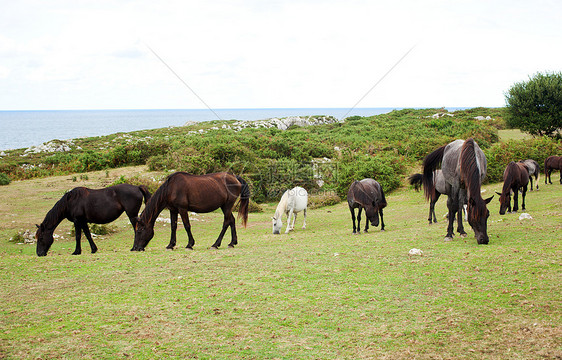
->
[236, 175, 250, 227]
[544, 156, 550, 184]
[422, 145, 445, 202]
[408, 173, 423, 191]
[138, 185, 152, 204]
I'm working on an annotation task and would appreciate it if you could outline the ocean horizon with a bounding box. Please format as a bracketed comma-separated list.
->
[0, 107, 463, 151]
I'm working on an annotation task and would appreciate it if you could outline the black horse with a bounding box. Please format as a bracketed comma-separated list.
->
[544, 155, 562, 185]
[347, 178, 387, 234]
[496, 161, 529, 215]
[36, 184, 151, 256]
[131, 172, 250, 251]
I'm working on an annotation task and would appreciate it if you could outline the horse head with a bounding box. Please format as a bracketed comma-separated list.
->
[365, 201, 380, 227]
[272, 216, 282, 235]
[496, 190, 511, 215]
[35, 223, 54, 257]
[467, 196, 493, 244]
[131, 217, 153, 251]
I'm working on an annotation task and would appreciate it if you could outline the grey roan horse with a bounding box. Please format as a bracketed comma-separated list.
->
[409, 170, 467, 225]
[422, 139, 493, 244]
[518, 159, 540, 191]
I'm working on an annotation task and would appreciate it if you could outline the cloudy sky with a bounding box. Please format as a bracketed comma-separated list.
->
[1, 0, 561, 110]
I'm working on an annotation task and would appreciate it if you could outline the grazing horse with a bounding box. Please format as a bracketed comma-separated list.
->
[347, 178, 387, 234]
[544, 155, 562, 185]
[496, 161, 529, 215]
[518, 159, 540, 191]
[409, 170, 467, 224]
[272, 186, 308, 234]
[35, 184, 151, 256]
[131, 172, 250, 251]
[422, 139, 493, 244]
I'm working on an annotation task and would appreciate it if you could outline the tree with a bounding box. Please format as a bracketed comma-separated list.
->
[505, 71, 562, 137]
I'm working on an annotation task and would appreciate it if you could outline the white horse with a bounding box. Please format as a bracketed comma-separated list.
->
[272, 187, 308, 234]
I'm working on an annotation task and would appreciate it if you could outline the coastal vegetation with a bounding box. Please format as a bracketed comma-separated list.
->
[1, 107, 560, 202]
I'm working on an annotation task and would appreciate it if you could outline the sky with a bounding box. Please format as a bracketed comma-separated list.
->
[0, 0, 561, 111]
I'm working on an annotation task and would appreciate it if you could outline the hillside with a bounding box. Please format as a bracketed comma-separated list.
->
[0, 107, 560, 202]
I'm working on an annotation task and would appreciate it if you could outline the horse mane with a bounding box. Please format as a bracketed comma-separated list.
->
[42, 188, 82, 229]
[460, 139, 486, 219]
[141, 174, 174, 224]
[273, 190, 289, 219]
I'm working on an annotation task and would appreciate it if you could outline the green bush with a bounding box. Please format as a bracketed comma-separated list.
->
[484, 137, 562, 183]
[0, 173, 11, 185]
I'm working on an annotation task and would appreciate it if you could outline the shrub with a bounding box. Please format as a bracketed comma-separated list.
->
[0, 173, 11, 185]
[484, 137, 562, 183]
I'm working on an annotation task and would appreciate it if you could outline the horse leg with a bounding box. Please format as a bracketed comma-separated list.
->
[72, 221, 83, 255]
[211, 208, 234, 249]
[379, 208, 385, 231]
[291, 212, 298, 231]
[179, 210, 196, 249]
[445, 196, 456, 241]
[455, 190, 467, 237]
[81, 223, 98, 254]
[285, 209, 294, 234]
[357, 207, 364, 233]
[349, 207, 357, 234]
[521, 185, 527, 211]
[302, 208, 307, 229]
[512, 188, 519, 213]
[529, 176, 533, 191]
[227, 213, 238, 248]
[166, 210, 178, 250]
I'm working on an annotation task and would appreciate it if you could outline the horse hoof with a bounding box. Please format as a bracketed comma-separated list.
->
[460, 233, 467, 238]
[210, 246, 219, 250]
[228, 244, 235, 248]
[166, 247, 174, 251]
[185, 247, 193, 251]
[444, 237, 454, 242]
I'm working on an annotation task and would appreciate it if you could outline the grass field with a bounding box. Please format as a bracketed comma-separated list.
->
[0, 166, 561, 359]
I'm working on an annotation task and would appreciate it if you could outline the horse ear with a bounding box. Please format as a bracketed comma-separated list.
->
[495, 191, 501, 196]
[484, 195, 494, 204]
[36, 224, 40, 229]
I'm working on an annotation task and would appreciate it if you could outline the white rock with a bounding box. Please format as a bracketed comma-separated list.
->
[409, 248, 423, 256]
[519, 213, 532, 220]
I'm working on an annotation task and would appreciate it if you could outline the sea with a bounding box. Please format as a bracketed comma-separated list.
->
[0, 108, 405, 151]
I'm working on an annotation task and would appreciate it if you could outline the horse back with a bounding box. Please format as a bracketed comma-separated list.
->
[167, 172, 241, 213]
[286, 186, 308, 212]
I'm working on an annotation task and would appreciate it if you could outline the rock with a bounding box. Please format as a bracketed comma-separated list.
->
[409, 248, 423, 256]
[519, 213, 532, 220]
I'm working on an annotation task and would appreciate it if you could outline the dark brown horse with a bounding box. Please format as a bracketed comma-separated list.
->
[36, 184, 151, 256]
[131, 172, 250, 251]
[496, 161, 529, 215]
[544, 155, 562, 185]
[347, 178, 387, 234]
[422, 139, 493, 244]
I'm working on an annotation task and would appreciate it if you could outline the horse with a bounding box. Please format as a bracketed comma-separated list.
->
[496, 161, 529, 215]
[347, 178, 387, 234]
[272, 186, 308, 234]
[131, 172, 250, 251]
[35, 184, 151, 257]
[409, 170, 467, 225]
[422, 138, 493, 244]
[518, 159, 540, 191]
[544, 155, 562, 185]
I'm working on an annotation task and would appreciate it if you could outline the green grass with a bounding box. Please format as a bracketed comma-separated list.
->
[0, 167, 560, 359]
[498, 129, 533, 141]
